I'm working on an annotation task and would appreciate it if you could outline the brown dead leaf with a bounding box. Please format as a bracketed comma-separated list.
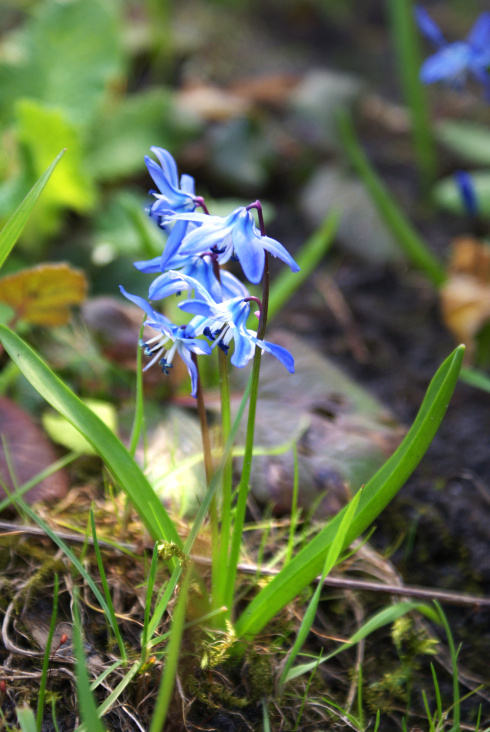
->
[0, 263, 87, 326]
[440, 237, 490, 356]
[229, 72, 301, 108]
[177, 81, 251, 123]
[0, 397, 69, 506]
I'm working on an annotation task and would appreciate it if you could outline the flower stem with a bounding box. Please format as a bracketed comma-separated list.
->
[192, 353, 220, 589]
[224, 252, 269, 617]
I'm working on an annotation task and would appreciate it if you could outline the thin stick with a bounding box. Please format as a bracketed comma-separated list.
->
[1, 520, 487, 608]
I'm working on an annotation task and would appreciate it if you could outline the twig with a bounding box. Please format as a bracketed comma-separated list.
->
[2, 522, 489, 608]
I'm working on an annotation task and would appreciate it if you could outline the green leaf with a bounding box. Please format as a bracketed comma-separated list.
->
[15, 100, 96, 235]
[337, 110, 446, 287]
[17, 707, 38, 732]
[460, 366, 490, 393]
[72, 589, 107, 732]
[235, 345, 464, 639]
[437, 121, 490, 166]
[433, 170, 490, 217]
[0, 0, 123, 127]
[0, 325, 180, 545]
[43, 399, 117, 455]
[88, 89, 198, 182]
[0, 150, 64, 271]
[285, 601, 437, 682]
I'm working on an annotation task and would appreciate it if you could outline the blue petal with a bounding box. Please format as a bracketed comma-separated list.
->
[454, 170, 478, 216]
[180, 174, 196, 195]
[230, 330, 255, 368]
[134, 256, 162, 273]
[253, 337, 295, 373]
[261, 235, 300, 273]
[232, 212, 265, 284]
[414, 7, 446, 48]
[178, 299, 216, 318]
[119, 286, 158, 320]
[150, 147, 179, 188]
[166, 271, 217, 303]
[149, 273, 190, 300]
[467, 12, 490, 53]
[178, 344, 199, 397]
[160, 220, 189, 270]
[220, 270, 250, 300]
[419, 43, 471, 83]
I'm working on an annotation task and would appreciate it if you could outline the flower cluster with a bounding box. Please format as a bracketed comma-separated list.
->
[121, 148, 299, 396]
[415, 7, 490, 98]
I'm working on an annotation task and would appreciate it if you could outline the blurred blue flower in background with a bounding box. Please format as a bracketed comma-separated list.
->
[454, 170, 479, 217]
[415, 8, 490, 98]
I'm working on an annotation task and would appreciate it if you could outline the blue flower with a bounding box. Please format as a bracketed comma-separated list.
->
[164, 206, 300, 284]
[416, 8, 490, 97]
[167, 272, 295, 372]
[145, 147, 197, 223]
[134, 246, 249, 303]
[454, 170, 479, 217]
[119, 286, 212, 397]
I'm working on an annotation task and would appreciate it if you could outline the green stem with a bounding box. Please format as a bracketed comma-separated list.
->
[213, 347, 232, 612]
[193, 353, 220, 598]
[224, 254, 269, 618]
[387, 0, 437, 195]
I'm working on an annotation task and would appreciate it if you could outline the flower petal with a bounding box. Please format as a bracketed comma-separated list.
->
[414, 7, 446, 48]
[467, 12, 490, 54]
[252, 336, 295, 373]
[178, 344, 199, 397]
[419, 43, 470, 83]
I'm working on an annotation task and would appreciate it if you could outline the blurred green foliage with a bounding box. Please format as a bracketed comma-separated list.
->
[0, 0, 199, 249]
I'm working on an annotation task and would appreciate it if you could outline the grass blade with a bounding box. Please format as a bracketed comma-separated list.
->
[386, 0, 437, 193]
[16, 707, 38, 732]
[36, 574, 59, 731]
[0, 150, 65, 272]
[337, 110, 446, 287]
[278, 488, 362, 689]
[149, 569, 191, 732]
[72, 588, 106, 732]
[90, 509, 127, 662]
[235, 345, 464, 639]
[0, 326, 179, 545]
[286, 601, 437, 682]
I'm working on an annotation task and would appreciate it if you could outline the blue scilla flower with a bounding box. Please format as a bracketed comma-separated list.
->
[168, 272, 295, 372]
[415, 8, 490, 97]
[148, 260, 249, 303]
[119, 286, 212, 397]
[164, 206, 300, 285]
[454, 170, 479, 217]
[145, 147, 197, 222]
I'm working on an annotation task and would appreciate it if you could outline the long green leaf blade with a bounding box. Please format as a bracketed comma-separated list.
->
[0, 326, 179, 544]
[235, 345, 464, 639]
[0, 150, 65, 271]
[337, 111, 446, 287]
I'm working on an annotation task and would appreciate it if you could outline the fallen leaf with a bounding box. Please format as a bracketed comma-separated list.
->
[0, 263, 87, 326]
[176, 82, 251, 123]
[0, 397, 69, 506]
[229, 73, 301, 108]
[42, 399, 117, 455]
[440, 236, 490, 356]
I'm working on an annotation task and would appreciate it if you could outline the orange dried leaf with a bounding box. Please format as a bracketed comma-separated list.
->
[440, 237, 490, 357]
[0, 263, 87, 326]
